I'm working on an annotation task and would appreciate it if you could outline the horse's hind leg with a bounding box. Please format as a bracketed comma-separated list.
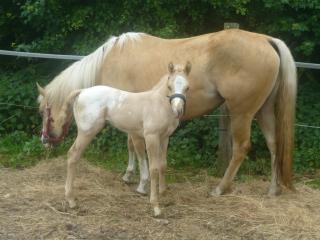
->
[65, 125, 104, 208]
[122, 135, 136, 183]
[131, 135, 149, 195]
[213, 114, 253, 195]
[256, 97, 282, 196]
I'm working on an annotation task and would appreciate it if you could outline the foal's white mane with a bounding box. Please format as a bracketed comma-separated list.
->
[43, 32, 144, 108]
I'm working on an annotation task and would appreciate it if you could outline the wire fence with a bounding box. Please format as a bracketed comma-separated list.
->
[1, 49, 320, 69]
[0, 49, 319, 129]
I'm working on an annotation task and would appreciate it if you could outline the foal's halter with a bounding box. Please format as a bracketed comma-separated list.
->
[169, 93, 187, 114]
[41, 104, 70, 144]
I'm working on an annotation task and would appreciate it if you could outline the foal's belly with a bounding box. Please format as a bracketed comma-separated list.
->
[106, 112, 143, 135]
[107, 111, 178, 139]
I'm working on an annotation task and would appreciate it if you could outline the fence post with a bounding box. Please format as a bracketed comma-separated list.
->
[217, 23, 239, 176]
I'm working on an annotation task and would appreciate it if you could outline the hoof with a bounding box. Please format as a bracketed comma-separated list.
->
[122, 172, 134, 183]
[136, 186, 147, 195]
[210, 186, 224, 197]
[268, 186, 282, 197]
[153, 206, 162, 217]
[67, 199, 77, 208]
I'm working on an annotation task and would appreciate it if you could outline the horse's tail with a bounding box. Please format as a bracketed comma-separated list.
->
[59, 90, 82, 122]
[270, 38, 297, 189]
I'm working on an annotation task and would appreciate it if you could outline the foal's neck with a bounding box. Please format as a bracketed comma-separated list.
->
[151, 76, 169, 98]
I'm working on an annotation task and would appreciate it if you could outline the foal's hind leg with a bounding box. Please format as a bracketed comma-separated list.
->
[256, 99, 282, 196]
[213, 114, 253, 195]
[122, 135, 136, 183]
[65, 126, 104, 208]
[131, 135, 149, 195]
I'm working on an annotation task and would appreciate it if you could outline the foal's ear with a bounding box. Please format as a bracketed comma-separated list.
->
[36, 82, 46, 96]
[168, 62, 174, 74]
[185, 61, 192, 75]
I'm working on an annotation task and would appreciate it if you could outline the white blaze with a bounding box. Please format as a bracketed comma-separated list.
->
[171, 75, 187, 109]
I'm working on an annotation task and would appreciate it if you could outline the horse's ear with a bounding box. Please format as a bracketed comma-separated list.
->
[185, 61, 192, 75]
[36, 82, 46, 96]
[168, 62, 174, 74]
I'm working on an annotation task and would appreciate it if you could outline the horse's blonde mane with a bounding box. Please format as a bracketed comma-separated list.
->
[45, 32, 144, 109]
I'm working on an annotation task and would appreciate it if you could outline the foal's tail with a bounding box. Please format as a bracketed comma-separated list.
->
[271, 38, 297, 189]
[60, 90, 82, 122]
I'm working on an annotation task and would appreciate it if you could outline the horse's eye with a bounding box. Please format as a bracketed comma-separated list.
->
[168, 86, 172, 91]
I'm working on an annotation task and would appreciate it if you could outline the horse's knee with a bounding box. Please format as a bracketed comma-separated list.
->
[150, 167, 158, 177]
[159, 162, 167, 173]
[241, 140, 251, 154]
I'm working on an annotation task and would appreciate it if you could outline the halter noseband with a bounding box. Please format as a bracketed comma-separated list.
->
[169, 93, 187, 114]
[41, 104, 70, 144]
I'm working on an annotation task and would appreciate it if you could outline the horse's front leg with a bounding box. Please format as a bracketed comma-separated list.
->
[213, 114, 253, 195]
[145, 134, 161, 216]
[65, 125, 104, 208]
[122, 135, 137, 183]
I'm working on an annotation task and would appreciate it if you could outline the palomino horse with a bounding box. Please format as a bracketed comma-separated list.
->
[37, 29, 297, 198]
[39, 62, 191, 216]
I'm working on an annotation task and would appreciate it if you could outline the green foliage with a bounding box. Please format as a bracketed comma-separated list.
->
[306, 178, 320, 190]
[0, 67, 46, 134]
[0, 0, 319, 174]
[0, 131, 44, 168]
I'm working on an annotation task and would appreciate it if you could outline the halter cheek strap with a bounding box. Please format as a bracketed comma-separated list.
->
[41, 104, 70, 144]
[169, 93, 187, 114]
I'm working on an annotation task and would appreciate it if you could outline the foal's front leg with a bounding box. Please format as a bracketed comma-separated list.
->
[65, 127, 103, 208]
[145, 134, 162, 216]
[159, 137, 169, 195]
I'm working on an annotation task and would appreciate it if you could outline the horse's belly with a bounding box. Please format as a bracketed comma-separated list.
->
[183, 89, 224, 120]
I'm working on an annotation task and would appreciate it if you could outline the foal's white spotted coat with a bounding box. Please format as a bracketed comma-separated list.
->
[75, 87, 129, 132]
[61, 63, 191, 216]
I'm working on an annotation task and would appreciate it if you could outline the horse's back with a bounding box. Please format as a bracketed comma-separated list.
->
[99, 29, 282, 116]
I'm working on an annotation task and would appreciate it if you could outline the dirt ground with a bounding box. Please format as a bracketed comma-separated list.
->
[0, 157, 320, 240]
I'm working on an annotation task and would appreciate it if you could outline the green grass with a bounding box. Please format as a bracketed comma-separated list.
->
[0, 130, 319, 189]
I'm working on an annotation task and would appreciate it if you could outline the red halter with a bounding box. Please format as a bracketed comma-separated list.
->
[41, 104, 71, 144]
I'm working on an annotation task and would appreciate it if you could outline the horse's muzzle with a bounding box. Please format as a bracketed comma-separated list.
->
[41, 134, 49, 145]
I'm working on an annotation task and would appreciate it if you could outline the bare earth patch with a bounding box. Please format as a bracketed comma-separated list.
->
[0, 157, 319, 240]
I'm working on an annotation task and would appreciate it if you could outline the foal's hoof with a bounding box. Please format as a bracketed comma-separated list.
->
[122, 172, 134, 184]
[267, 186, 282, 197]
[153, 206, 162, 217]
[67, 199, 77, 208]
[210, 186, 224, 197]
[136, 186, 147, 195]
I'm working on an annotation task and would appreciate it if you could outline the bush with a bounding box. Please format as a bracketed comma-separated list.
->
[0, 1, 319, 173]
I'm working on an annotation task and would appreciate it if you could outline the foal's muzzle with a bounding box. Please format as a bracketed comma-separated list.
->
[169, 94, 186, 118]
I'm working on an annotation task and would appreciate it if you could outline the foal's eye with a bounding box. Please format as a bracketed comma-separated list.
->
[168, 86, 172, 90]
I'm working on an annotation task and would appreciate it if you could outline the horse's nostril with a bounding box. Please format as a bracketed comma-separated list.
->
[41, 137, 48, 144]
